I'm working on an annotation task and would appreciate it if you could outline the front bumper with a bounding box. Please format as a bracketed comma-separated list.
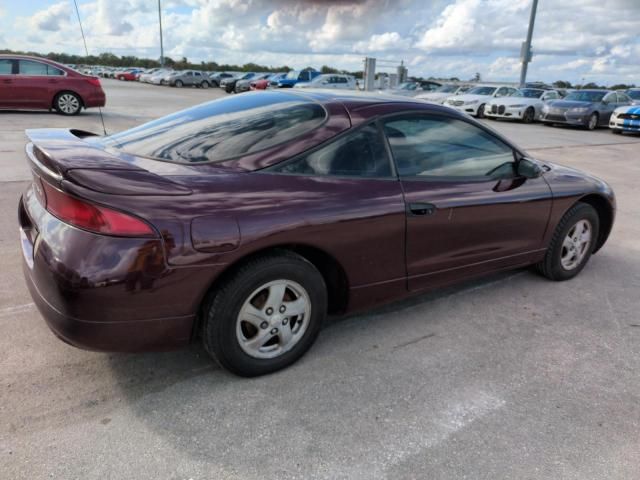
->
[609, 115, 640, 132]
[446, 103, 478, 115]
[540, 110, 589, 125]
[485, 105, 526, 120]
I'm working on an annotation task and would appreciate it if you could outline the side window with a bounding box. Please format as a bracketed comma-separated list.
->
[300, 71, 309, 81]
[18, 60, 48, 75]
[0, 59, 13, 74]
[604, 93, 616, 104]
[194, 72, 201, 77]
[544, 92, 557, 100]
[617, 93, 630, 104]
[337, 76, 348, 84]
[383, 115, 516, 179]
[47, 66, 64, 76]
[273, 123, 392, 178]
[496, 87, 509, 97]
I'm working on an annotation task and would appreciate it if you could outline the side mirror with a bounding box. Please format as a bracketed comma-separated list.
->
[517, 157, 543, 178]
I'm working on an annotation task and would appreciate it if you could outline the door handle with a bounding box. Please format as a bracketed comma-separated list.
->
[408, 202, 436, 216]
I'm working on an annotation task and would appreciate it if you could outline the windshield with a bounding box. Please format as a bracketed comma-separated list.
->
[564, 91, 606, 102]
[627, 90, 640, 100]
[513, 88, 544, 98]
[435, 85, 459, 93]
[285, 71, 299, 79]
[467, 86, 497, 96]
[98, 92, 327, 164]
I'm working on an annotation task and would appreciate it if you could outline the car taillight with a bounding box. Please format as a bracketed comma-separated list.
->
[40, 181, 156, 237]
[85, 77, 101, 88]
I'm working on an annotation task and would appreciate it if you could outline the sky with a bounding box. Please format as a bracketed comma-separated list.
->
[1, 0, 639, 84]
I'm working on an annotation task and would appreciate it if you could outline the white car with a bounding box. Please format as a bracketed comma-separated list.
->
[138, 68, 161, 83]
[415, 84, 471, 104]
[444, 85, 518, 118]
[609, 104, 640, 134]
[294, 74, 357, 90]
[485, 88, 562, 123]
[148, 69, 174, 85]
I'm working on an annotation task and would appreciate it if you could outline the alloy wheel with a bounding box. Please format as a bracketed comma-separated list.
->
[57, 94, 80, 114]
[236, 279, 311, 359]
[560, 219, 592, 270]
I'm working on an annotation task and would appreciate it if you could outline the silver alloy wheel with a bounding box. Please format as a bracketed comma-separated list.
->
[588, 113, 598, 130]
[236, 279, 311, 359]
[57, 94, 80, 114]
[560, 219, 592, 270]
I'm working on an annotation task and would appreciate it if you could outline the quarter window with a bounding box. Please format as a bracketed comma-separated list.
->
[383, 115, 516, 179]
[273, 123, 392, 178]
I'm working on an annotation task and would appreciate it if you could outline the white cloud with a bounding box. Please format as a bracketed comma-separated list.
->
[6, 0, 640, 84]
[29, 1, 72, 32]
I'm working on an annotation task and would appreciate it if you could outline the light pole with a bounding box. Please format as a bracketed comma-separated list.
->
[158, 0, 164, 67]
[519, 0, 538, 87]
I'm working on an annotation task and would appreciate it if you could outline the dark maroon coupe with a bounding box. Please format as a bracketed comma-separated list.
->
[19, 90, 615, 376]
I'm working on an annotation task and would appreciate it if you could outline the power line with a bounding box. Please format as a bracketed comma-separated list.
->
[72, 0, 107, 135]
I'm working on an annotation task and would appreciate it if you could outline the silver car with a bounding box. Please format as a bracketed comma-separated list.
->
[164, 70, 211, 88]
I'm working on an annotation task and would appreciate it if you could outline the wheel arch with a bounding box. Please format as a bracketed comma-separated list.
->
[192, 244, 350, 340]
[578, 193, 614, 253]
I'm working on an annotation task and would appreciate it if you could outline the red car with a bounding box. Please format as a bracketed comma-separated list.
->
[250, 78, 270, 90]
[0, 54, 105, 115]
[115, 69, 140, 81]
[19, 91, 615, 376]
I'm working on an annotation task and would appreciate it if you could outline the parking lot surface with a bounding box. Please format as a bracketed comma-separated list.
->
[1, 80, 639, 479]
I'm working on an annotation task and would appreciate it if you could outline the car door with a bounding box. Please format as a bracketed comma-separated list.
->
[13, 59, 53, 108]
[382, 113, 553, 291]
[192, 71, 202, 86]
[0, 58, 16, 107]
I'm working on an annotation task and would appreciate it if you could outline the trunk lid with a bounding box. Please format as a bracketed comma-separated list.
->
[25, 129, 191, 196]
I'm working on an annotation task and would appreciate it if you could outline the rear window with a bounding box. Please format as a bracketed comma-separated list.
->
[99, 92, 326, 163]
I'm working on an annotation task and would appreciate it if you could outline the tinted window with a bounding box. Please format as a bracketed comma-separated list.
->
[273, 124, 391, 178]
[0, 59, 12, 74]
[99, 92, 327, 164]
[384, 115, 515, 179]
[627, 90, 640, 100]
[18, 60, 48, 75]
[47, 65, 64, 76]
[616, 93, 630, 103]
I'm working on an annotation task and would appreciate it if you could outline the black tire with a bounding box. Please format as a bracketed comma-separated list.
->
[586, 112, 599, 130]
[200, 81, 209, 89]
[611, 129, 622, 135]
[225, 83, 235, 94]
[535, 202, 599, 281]
[523, 107, 535, 124]
[202, 251, 327, 377]
[54, 91, 82, 115]
[476, 103, 486, 118]
[175, 80, 183, 88]
[211, 80, 219, 88]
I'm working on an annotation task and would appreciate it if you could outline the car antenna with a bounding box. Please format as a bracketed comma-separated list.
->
[72, 0, 108, 136]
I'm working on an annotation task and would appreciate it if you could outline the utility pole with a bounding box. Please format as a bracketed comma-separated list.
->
[158, 0, 164, 67]
[519, 0, 538, 87]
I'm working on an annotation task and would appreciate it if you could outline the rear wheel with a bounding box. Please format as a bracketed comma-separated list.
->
[535, 202, 599, 281]
[200, 81, 209, 89]
[175, 80, 183, 88]
[202, 251, 327, 377]
[523, 107, 535, 124]
[54, 92, 82, 115]
[586, 112, 599, 130]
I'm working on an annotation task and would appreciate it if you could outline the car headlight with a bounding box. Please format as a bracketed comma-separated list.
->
[510, 104, 526, 108]
[611, 111, 620, 119]
[464, 100, 479, 105]
[569, 107, 589, 113]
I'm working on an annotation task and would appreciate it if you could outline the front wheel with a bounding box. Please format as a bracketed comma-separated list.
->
[586, 112, 599, 130]
[54, 92, 82, 115]
[175, 80, 183, 88]
[202, 251, 327, 377]
[523, 107, 535, 124]
[200, 81, 209, 89]
[476, 103, 486, 118]
[535, 202, 599, 281]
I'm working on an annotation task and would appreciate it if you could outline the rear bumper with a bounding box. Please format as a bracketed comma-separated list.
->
[19, 190, 200, 352]
[24, 261, 193, 352]
[84, 89, 106, 108]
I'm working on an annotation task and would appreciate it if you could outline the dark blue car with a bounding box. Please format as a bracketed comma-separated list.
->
[277, 70, 321, 88]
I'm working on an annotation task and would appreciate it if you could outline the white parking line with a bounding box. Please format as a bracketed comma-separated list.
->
[0, 303, 35, 317]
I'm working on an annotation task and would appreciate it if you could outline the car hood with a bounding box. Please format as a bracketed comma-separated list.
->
[488, 97, 539, 106]
[417, 92, 451, 101]
[450, 93, 493, 102]
[614, 105, 640, 114]
[546, 100, 593, 109]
